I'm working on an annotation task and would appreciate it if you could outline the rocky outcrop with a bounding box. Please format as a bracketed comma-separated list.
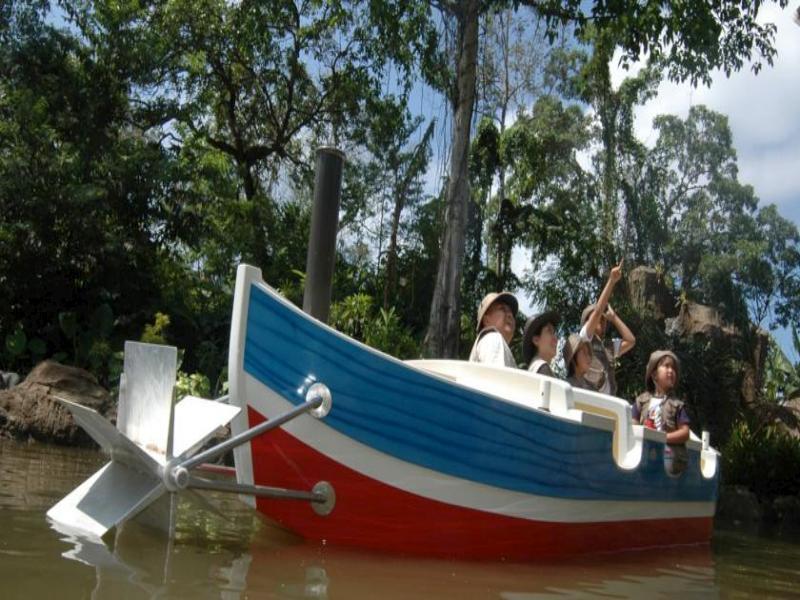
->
[665, 302, 736, 339]
[627, 267, 677, 322]
[716, 485, 763, 525]
[0, 361, 112, 446]
[717, 486, 800, 534]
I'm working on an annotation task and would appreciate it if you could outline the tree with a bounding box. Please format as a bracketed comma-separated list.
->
[423, 0, 481, 358]
[0, 11, 180, 379]
[71, 0, 439, 271]
[423, 0, 790, 358]
[475, 9, 558, 287]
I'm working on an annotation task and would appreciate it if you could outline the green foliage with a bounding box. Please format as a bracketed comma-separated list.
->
[175, 371, 212, 401]
[365, 308, 418, 360]
[722, 420, 800, 499]
[330, 294, 419, 359]
[57, 304, 120, 383]
[534, 0, 789, 86]
[140, 313, 171, 346]
[3, 322, 47, 369]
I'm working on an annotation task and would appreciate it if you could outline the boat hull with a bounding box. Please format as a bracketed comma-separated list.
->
[228, 265, 718, 559]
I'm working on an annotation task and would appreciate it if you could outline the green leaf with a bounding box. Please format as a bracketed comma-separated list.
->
[89, 304, 114, 338]
[5, 326, 27, 357]
[59, 312, 78, 339]
[52, 352, 69, 363]
[27, 337, 47, 357]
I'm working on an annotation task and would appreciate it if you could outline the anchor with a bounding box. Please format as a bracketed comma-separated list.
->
[47, 341, 334, 540]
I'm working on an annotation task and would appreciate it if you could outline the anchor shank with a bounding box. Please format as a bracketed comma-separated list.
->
[186, 476, 324, 502]
[179, 397, 322, 471]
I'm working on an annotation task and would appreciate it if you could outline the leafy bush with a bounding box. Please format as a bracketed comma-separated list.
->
[330, 294, 419, 359]
[722, 420, 800, 499]
[175, 371, 212, 401]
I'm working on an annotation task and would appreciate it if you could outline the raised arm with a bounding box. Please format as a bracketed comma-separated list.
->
[584, 262, 623, 338]
[606, 305, 636, 356]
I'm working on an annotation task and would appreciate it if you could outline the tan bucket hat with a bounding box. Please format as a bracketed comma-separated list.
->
[645, 350, 680, 392]
[562, 333, 590, 375]
[476, 292, 518, 332]
[581, 303, 615, 326]
[580, 303, 596, 325]
[522, 311, 560, 365]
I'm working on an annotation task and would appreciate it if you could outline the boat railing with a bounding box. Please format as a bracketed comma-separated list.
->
[405, 359, 719, 477]
[568, 387, 641, 470]
[404, 360, 551, 411]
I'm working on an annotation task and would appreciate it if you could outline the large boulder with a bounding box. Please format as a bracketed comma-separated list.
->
[0, 361, 112, 446]
[665, 301, 736, 339]
[716, 485, 763, 526]
[627, 267, 677, 322]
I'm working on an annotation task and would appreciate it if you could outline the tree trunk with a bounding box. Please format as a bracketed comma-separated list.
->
[383, 180, 406, 310]
[423, 0, 480, 358]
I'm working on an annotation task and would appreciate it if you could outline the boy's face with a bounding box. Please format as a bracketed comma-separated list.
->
[482, 301, 516, 343]
[533, 323, 558, 361]
[574, 343, 592, 376]
[652, 357, 678, 393]
[593, 314, 608, 337]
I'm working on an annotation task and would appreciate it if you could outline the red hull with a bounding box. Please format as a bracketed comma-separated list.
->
[248, 408, 712, 560]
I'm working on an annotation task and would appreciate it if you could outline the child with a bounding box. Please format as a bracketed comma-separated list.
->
[562, 333, 592, 389]
[468, 292, 518, 368]
[579, 262, 636, 396]
[522, 311, 560, 376]
[632, 350, 690, 475]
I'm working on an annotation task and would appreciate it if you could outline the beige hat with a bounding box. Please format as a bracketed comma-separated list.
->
[580, 303, 615, 326]
[562, 333, 590, 376]
[645, 350, 680, 392]
[476, 292, 518, 332]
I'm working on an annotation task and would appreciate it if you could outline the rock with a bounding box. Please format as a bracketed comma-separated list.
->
[627, 267, 677, 322]
[716, 485, 763, 525]
[0, 371, 20, 389]
[767, 496, 800, 534]
[777, 399, 800, 438]
[0, 361, 112, 446]
[665, 301, 737, 339]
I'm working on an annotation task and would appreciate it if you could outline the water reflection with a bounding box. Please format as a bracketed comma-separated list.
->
[53, 516, 721, 599]
[52, 522, 252, 599]
[241, 542, 718, 599]
[4, 441, 800, 599]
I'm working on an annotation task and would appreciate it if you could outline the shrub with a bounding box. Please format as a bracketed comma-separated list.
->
[722, 419, 800, 500]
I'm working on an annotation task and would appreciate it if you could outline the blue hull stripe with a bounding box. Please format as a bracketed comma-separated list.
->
[243, 283, 717, 502]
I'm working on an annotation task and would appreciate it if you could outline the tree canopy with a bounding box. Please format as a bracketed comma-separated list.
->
[1, 1, 798, 452]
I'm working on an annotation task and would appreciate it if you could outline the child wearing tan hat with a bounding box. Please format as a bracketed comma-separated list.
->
[632, 350, 690, 474]
[468, 291, 518, 368]
[562, 333, 592, 389]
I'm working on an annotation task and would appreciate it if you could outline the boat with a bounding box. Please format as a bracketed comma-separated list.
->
[47, 263, 719, 560]
[226, 264, 719, 559]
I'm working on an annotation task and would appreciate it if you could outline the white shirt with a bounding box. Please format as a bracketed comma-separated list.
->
[469, 330, 516, 368]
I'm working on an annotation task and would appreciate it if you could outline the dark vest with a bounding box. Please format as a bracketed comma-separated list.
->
[634, 391, 689, 475]
[634, 392, 685, 432]
[584, 337, 616, 395]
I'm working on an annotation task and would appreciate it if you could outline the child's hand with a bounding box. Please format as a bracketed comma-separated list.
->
[609, 260, 623, 284]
